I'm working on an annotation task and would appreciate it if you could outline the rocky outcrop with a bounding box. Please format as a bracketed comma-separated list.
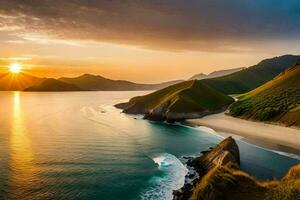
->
[174, 137, 240, 199]
[174, 137, 300, 200]
[189, 136, 240, 172]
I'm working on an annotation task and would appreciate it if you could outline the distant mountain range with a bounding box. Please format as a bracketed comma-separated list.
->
[229, 61, 300, 127]
[0, 73, 44, 91]
[189, 67, 245, 80]
[58, 74, 183, 91]
[117, 55, 300, 123]
[1, 54, 299, 93]
[24, 79, 84, 91]
[0, 73, 183, 91]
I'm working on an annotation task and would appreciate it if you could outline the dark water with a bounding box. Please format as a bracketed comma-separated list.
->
[0, 91, 299, 200]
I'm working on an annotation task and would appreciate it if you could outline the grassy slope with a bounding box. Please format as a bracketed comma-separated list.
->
[119, 80, 234, 121]
[202, 55, 300, 95]
[24, 79, 84, 91]
[189, 164, 300, 200]
[229, 63, 300, 127]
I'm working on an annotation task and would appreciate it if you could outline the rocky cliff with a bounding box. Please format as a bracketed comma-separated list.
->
[174, 137, 300, 200]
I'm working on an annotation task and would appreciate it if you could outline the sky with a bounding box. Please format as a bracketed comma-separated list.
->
[0, 0, 300, 83]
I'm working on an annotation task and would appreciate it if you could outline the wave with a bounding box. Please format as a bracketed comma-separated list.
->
[140, 153, 188, 200]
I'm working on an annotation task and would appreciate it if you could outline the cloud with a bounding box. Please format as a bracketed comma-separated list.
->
[0, 0, 300, 52]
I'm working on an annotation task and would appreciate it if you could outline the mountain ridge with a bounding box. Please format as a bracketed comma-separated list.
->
[59, 74, 183, 91]
[202, 55, 300, 94]
[189, 67, 245, 80]
[24, 78, 85, 91]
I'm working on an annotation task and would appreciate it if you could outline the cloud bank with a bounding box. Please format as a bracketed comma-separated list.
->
[0, 0, 300, 51]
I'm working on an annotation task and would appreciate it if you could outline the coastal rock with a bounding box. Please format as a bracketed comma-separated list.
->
[189, 136, 240, 173]
[174, 137, 300, 200]
[283, 164, 300, 181]
[174, 137, 240, 200]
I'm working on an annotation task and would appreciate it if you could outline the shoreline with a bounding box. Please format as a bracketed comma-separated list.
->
[186, 112, 300, 156]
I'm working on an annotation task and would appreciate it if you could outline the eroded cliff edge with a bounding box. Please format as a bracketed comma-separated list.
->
[174, 137, 300, 200]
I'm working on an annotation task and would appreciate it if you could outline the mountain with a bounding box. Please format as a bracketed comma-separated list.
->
[189, 67, 245, 80]
[24, 79, 85, 91]
[229, 61, 300, 127]
[189, 73, 207, 80]
[0, 73, 44, 91]
[202, 55, 300, 94]
[59, 74, 183, 91]
[175, 137, 300, 200]
[115, 80, 234, 122]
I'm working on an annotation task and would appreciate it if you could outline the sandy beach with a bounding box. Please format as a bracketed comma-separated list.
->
[187, 113, 300, 154]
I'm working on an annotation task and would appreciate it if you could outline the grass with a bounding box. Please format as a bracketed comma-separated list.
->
[229, 64, 300, 127]
[189, 164, 300, 200]
[189, 165, 267, 200]
[121, 80, 234, 121]
[202, 55, 300, 95]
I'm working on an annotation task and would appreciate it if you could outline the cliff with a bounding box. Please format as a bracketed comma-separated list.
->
[174, 137, 300, 200]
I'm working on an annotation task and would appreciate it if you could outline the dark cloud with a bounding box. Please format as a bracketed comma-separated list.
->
[0, 0, 300, 51]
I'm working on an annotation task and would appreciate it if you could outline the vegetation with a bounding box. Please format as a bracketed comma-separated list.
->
[229, 61, 300, 127]
[24, 79, 84, 91]
[189, 165, 267, 200]
[189, 164, 300, 200]
[202, 55, 300, 94]
[117, 80, 234, 122]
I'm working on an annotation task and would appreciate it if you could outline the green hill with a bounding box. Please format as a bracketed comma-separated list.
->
[24, 79, 85, 91]
[116, 80, 234, 122]
[229, 61, 300, 127]
[59, 74, 183, 91]
[202, 55, 300, 94]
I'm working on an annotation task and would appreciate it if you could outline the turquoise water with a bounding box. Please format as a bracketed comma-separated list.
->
[0, 91, 299, 200]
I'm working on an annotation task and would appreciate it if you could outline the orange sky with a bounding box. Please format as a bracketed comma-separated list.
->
[1, 1, 300, 83]
[1, 39, 297, 83]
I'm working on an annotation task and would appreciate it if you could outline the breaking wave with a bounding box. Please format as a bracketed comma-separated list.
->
[140, 153, 188, 200]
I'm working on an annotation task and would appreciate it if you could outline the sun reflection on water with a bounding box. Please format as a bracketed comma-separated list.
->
[6, 92, 40, 199]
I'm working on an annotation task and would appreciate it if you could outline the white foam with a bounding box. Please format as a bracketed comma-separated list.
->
[140, 153, 188, 200]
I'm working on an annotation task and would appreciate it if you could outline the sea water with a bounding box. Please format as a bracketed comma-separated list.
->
[0, 91, 299, 200]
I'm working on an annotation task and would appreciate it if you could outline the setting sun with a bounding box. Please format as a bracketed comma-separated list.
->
[9, 64, 22, 74]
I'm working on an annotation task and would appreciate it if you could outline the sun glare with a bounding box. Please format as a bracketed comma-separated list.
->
[9, 64, 22, 74]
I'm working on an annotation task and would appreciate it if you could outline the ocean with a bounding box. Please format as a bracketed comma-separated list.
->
[0, 91, 299, 200]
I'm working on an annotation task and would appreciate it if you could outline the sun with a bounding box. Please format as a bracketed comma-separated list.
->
[9, 63, 22, 74]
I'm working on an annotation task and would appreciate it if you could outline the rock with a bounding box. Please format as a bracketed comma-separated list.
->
[283, 164, 300, 181]
[190, 136, 240, 173]
[173, 137, 240, 200]
[114, 102, 128, 109]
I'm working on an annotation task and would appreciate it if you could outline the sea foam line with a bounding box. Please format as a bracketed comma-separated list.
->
[140, 153, 188, 200]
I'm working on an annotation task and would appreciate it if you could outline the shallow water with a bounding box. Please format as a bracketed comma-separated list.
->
[0, 91, 299, 200]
